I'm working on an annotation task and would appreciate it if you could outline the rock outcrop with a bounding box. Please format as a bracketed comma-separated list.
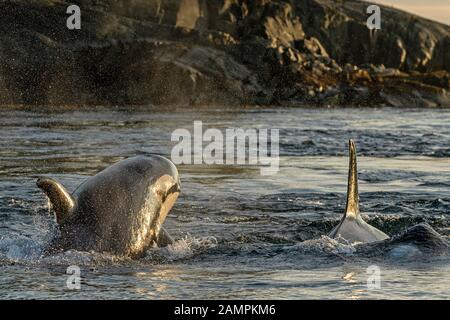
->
[0, 0, 449, 107]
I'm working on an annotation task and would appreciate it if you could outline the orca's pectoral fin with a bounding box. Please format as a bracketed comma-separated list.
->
[37, 177, 75, 223]
[156, 227, 174, 247]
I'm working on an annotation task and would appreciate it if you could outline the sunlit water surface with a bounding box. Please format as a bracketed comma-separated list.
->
[0, 107, 449, 299]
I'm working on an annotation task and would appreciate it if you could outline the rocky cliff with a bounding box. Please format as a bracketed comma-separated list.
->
[0, 0, 449, 107]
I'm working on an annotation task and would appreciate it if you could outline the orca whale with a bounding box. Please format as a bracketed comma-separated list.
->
[37, 155, 181, 257]
[329, 140, 390, 244]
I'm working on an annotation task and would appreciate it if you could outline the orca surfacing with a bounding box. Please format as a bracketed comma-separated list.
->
[37, 155, 181, 257]
[329, 140, 389, 244]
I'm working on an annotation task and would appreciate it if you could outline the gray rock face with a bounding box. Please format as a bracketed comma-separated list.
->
[0, 0, 449, 107]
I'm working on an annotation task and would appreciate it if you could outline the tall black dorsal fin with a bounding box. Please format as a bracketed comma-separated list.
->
[345, 139, 359, 218]
[37, 177, 75, 223]
[329, 140, 390, 242]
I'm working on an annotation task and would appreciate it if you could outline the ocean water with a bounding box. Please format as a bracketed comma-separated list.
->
[0, 106, 449, 299]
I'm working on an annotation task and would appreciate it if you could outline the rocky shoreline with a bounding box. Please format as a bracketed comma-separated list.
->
[0, 0, 449, 107]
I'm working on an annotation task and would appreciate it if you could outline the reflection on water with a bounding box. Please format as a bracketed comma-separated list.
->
[0, 107, 449, 299]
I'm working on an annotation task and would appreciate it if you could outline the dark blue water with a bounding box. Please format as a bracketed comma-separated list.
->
[0, 107, 449, 299]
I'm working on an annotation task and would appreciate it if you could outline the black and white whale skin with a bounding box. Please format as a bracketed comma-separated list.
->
[327, 140, 447, 253]
[37, 155, 181, 258]
[329, 140, 390, 244]
[355, 223, 449, 257]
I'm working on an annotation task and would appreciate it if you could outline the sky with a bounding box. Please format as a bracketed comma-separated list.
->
[369, 0, 450, 25]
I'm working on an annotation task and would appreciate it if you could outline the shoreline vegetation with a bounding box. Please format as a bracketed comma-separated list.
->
[0, 0, 449, 108]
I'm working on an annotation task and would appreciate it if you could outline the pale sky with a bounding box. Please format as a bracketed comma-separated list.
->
[369, 0, 450, 25]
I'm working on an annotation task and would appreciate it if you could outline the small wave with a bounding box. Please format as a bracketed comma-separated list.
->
[41, 250, 130, 266]
[0, 236, 43, 262]
[359, 170, 428, 183]
[433, 148, 450, 157]
[419, 181, 450, 188]
[7, 198, 27, 208]
[248, 193, 332, 213]
[220, 216, 259, 223]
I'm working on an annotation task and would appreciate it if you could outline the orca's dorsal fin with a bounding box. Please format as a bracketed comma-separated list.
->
[37, 177, 75, 223]
[344, 139, 359, 218]
[328, 140, 390, 242]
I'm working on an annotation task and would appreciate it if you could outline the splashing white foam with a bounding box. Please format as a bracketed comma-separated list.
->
[283, 235, 356, 256]
[144, 234, 218, 262]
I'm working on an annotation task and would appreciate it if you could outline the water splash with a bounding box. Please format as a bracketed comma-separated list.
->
[0, 233, 217, 266]
[144, 234, 218, 263]
[0, 236, 43, 262]
[283, 235, 356, 257]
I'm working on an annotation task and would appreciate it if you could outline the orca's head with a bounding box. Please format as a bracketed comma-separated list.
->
[148, 155, 181, 233]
